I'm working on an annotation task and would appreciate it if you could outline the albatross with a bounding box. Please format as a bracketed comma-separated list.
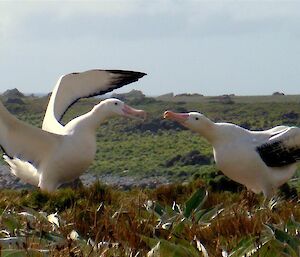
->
[164, 110, 299, 198]
[1, 70, 146, 192]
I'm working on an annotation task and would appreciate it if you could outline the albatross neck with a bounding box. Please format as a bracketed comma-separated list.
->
[195, 117, 218, 144]
[66, 105, 111, 133]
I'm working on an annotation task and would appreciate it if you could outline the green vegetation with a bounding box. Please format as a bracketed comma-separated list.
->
[1, 93, 300, 255]
[2, 94, 300, 185]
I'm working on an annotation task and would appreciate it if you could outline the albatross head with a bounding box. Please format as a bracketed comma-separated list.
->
[164, 111, 212, 133]
[97, 98, 146, 120]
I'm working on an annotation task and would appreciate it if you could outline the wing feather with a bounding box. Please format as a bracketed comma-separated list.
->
[0, 102, 61, 167]
[42, 69, 146, 133]
[257, 127, 300, 167]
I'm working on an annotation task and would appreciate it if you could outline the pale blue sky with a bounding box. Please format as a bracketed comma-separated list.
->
[0, 0, 299, 96]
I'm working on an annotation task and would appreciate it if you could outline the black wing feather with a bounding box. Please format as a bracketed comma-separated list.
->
[257, 140, 300, 167]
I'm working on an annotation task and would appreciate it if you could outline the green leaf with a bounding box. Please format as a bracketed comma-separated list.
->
[184, 188, 208, 218]
[229, 236, 260, 257]
[272, 227, 300, 253]
[196, 204, 223, 224]
[143, 237, 200, 257]
[141, 235, 160, 248]
[229, 225, 300, 257]
[172, 219, 186, 236]
[250, 240, 298, 257]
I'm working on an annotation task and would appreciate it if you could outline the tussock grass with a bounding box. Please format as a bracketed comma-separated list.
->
[0, 180, 299, 256]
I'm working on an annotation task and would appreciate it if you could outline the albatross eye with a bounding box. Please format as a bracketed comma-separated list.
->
[195, 117, 199, 121]
[114, 102, 118, 106]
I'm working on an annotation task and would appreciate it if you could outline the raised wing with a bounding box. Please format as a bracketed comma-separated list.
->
[256, 127, 300, 167]
[0, 101, 61, 168]
[42, 69, 146, 134]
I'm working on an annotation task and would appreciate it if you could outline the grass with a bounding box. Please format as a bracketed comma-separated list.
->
[0, 181, 300, 256]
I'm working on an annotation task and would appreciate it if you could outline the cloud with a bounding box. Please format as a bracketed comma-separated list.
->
[0, 1, 299, 95]
[1, 0, 299, 44]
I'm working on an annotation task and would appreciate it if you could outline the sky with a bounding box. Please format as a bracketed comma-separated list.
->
[0, 0, 299, 96]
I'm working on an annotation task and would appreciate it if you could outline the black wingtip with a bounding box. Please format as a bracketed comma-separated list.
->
[107, 69, 147, 78]
[106, 69, 147, 88]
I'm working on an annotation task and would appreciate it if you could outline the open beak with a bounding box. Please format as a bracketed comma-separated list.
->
[122, 104, 147, 120]
[164, 111, 189, 124]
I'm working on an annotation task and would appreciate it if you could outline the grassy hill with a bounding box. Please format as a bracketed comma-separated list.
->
[1, 93, 300, 189]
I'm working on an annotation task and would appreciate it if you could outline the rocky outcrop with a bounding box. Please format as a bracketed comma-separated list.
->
[2, 88, 25, 98]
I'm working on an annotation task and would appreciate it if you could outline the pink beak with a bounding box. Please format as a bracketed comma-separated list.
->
[122, 104, 147, 120]
[163, 111, 189, 123]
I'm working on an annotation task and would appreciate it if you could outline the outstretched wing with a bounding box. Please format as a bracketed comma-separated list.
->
[256, 127, 300, 167]
[42, 69, 146, 133]
[0, 102, 61, 168]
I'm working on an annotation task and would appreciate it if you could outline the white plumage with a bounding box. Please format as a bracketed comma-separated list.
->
[164, 110, 299, 198]
[1, 70, 146, 192]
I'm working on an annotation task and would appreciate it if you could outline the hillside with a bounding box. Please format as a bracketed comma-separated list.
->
[156, 92, 300, 103]
[1, 92, 300, 192]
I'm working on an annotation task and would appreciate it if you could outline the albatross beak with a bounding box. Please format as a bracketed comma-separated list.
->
[122, 104, 147, 120]
[164, 111, 189, 124]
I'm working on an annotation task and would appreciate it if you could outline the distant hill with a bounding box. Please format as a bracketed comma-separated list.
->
[112, 89, 145, 101]
[155, 93, 300, 104]
[2, 88, 25, 98]
[156, 92, 174, 101]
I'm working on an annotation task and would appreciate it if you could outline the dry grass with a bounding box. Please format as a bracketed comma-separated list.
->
[0, 181, 299, 256]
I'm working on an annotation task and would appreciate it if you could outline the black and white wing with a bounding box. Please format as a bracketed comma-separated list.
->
[42, 69, 146, 134]
[256, 127, 300, 167]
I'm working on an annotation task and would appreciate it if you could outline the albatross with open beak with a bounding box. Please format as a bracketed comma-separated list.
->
[1, 70, 146, 192]
[164, 110, 299, 198]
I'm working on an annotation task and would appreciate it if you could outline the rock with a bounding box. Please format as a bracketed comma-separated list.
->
[112, 89, 145, 101]
[273, 92, 285, 96]
[2, 88, 25, 98]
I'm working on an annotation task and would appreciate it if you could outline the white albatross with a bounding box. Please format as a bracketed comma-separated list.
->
[164, 110, 299, 198]
[1, 70, 146, 192]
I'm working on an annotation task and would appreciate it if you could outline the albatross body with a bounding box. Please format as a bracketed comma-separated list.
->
[164, 111, 299, 198]
[1, 70, 146, 192]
